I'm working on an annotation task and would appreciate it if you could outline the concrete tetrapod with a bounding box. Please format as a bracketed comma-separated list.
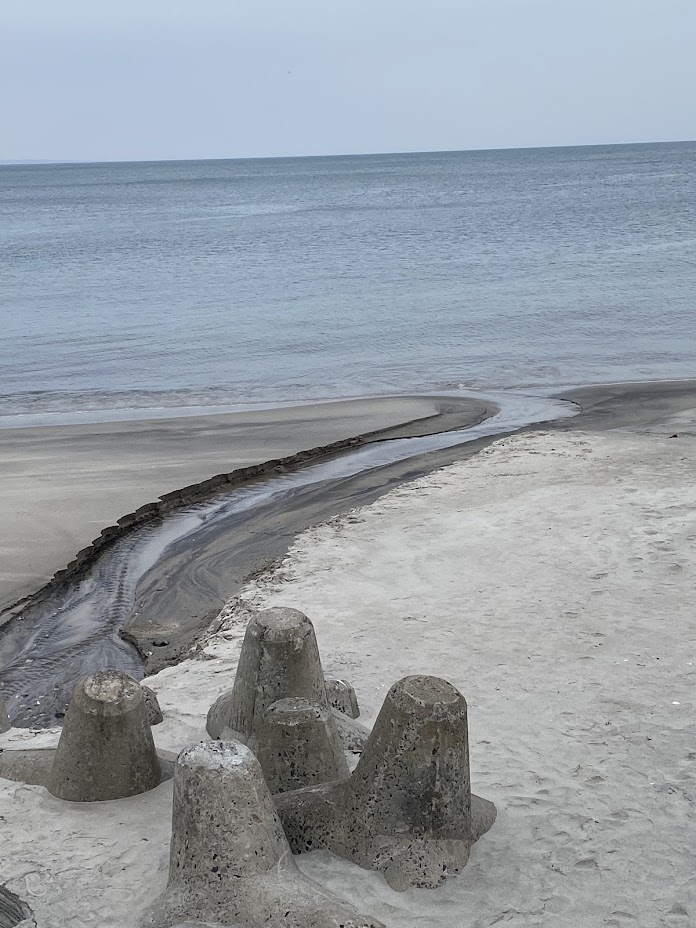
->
[257, 697, 350, 794]
[142, 685, 164, 725]
[48, 670, 162, 802]
[325, 679, 360, 719]
[274, 675, 497, 891]
[0, 693, 10, 733]
[139, 741, 385, 928]
[206, 608, 368, 754]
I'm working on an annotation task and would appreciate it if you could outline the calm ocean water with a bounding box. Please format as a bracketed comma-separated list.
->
[1, 142, 695, 424]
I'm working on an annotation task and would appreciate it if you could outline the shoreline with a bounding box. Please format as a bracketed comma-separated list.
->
[187, 387, 694, 928]
[1, 378, 696, 926]
[129, 378, 696, 669]
[554, 378, 696, 429]
[2, 378, 696, 724]
[0, 394, 492, 618]
[2, 375, 695, 926]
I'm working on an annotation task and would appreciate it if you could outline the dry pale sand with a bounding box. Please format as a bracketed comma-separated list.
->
[1, 409, 695, 926]
[0, 396, 447, 613]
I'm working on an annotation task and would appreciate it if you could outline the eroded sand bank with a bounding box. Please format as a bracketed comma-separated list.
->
[0, 395, 489, 613]
[1, 385, 694, 926]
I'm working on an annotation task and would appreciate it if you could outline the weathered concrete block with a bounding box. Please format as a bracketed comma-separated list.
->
[206, 608, 331, 746]
[0, 745, 177, 790]
[0, 693, 10, 733]
[206, 609, 369, 762]
[140, 740, 384, 928]
[330, 708, 370, 756]
[275, 675, 496, 890]
[0, 748, 55, 786]
[257, 697, 349, 794]
[49, 670, 162, 802]
[142, 685, 164, 725]
[325, 678, 360, 718]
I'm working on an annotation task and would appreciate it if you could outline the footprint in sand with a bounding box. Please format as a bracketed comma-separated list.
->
[664, 904, 691, 925]
[606, 912, 638, 926]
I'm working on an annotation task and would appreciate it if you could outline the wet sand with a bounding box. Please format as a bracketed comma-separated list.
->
[2, 379, 695, 927]
[0, 395, 490, 615]
[125, 380, 696, 671]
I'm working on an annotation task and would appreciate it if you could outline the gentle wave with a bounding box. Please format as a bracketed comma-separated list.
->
[2, 142, 695, 421]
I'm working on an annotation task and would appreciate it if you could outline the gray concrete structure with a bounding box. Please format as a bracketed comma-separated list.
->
[207, 608, 328, 746]
[257, 697, 349, 794]
[0, 748, 55, 786]
[0, 745, 177, 790]
[140, 740, 384, 928]
[49, 670, 162, 802]
[275, 675, 496, 890]
[0, 693, 10, 733]
[142, 684, 164, 725]
[325, 678, 360, 719]
[206, 608, 368, 757]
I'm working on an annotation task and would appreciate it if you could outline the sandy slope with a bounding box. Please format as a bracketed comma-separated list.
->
[1, 415, 695, 927]
[0, 395, 456, 612]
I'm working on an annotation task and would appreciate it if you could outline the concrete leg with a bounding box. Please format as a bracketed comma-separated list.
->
[0, 693, 10, 733]
[142, 685, 164, 725]
[257, 697, 349, 794]
[275, 675, 497, 890]
[139, 740, 384, 928]
[325, 678, 360, 718]
[48, 670, 162, 802]
[206, 608, 329, 745]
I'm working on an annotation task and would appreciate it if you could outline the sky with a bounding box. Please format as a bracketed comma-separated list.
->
[1, 0, 695, 162]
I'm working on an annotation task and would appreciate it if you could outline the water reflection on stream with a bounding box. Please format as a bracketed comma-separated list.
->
[0, 391, 577, 727]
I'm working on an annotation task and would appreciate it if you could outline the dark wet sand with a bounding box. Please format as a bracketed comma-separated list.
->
[132, 380, 696, 673]
[3, 380, 696, 691]
[0, 395, 491, 616]
[556, 380, 696, 431]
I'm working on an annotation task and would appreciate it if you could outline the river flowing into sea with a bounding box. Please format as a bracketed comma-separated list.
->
[0, 391, 576, 726]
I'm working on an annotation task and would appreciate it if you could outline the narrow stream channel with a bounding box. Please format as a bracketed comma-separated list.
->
[0, 391, 577, 727]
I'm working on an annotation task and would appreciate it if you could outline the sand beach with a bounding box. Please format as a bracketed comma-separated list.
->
[0, 394, 491, 616]
[0, 381, 695, 926]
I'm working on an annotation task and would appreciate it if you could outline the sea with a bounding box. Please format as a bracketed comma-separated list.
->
[1, 141, 695, 427]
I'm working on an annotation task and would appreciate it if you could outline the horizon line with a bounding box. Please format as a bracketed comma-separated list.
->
[2, 136, 695, 168]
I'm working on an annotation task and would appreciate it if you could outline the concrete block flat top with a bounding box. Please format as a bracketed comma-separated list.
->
[49, 670, 162, 802]
[142, 739, 384, 928]
[275, 675, 495, 890]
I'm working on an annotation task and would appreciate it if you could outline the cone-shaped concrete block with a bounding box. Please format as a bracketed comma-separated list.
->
[351, 675, 472, 835]
[142, 685, 164, 725]
[257, 698, 349, 794]
[140, 741, 384, 928]
[49, 670, 162, 802]
[325, 678, 360, 719]
[275, 675, 496, 890]
[206, 608, 329, 746]
[0, 693, 10, 733]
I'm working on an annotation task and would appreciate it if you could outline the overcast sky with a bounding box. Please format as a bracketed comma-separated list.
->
[2, 0, 695, 162]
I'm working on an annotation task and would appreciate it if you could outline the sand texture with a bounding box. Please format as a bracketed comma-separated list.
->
[0, 395, 487, 613]
[1, 404, 695, 925]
